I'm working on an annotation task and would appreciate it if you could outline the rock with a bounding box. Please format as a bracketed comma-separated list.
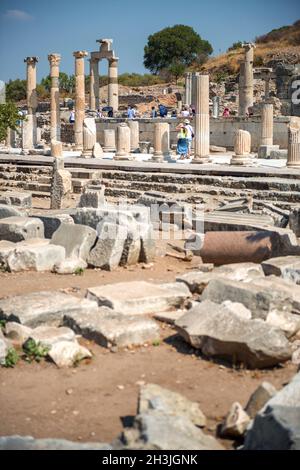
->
[177, 262, 264, 294]
[33, 214, 74, 239]
[266, 310, 300, 338]
[5, 322, 33, 345]
[292, 348, 300, 365]
[138, 223, 156, 263]
[201, 277, 300, 320]
[51, 223, 97, 262]
[92, 142, 103, 158]
[0, 436, 111, 450]
[53, 258, 87, 275]
[245, 382, 277, 419]
[154, 310, 186, 325]
[289, 208, 300, 237]
[175, 301, 292, 368]
[244, 372, 300, 450]
[221, 301, 252, 320]
[48, 340, 92, 367]
[262, 256, 300, 284]
[78, 186, 106, 209]
[87, 221, 127, 270]
[0, 337, 9, 365]
[0, 217, 44, 242]
[0, 205, 22, 219]
[0, 291, 98, 328]
[28, 326, 76, 347]
[123, 412, 224, 450]
[86, 281, 190, 315]
[17, 238, 50, 247]
[138, 383, 206, 427]
[7, 244, 65, 272]
[63, 307, 160, 348]
[0, 240, 15, 270]
[0, 192, 32, 208]
[220, 402, 251, 438]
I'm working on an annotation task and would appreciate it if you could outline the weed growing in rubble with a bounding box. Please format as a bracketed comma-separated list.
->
[3, 348, 19, 368]
[74, 267, 85, 276]
[23, 339, 50, 363]
[152, 339, 161, 347]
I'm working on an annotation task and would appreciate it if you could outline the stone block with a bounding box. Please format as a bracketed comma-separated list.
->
[51, 223, 97, 262]
[0, 217, 44, 242]
[0, 205, 23, 220]
[7, 244, 65, 272]
[245, 382, 277, 419]
[0, 192, 32, 208]
[48, 340, 92, 367]
[78, 186, 106, 209]
[33, 214, 74, 239]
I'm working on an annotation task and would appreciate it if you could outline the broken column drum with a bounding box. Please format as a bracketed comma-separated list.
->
[193, 74, 210, 163]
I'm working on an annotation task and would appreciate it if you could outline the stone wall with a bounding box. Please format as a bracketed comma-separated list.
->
[96, 117, 292, 151]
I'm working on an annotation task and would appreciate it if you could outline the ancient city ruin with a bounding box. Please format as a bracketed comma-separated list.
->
[0, 5, 300, 454]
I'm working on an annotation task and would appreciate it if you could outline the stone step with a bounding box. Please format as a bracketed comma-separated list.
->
[0, 179, 51, 193]
[0, 186, 50, 198]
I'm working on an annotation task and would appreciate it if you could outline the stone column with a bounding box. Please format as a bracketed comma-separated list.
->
[152, 122, 170, 162]
[128, 120, 140, 152]
[212, 96, 220, 118]
[50, 141, 72, 209]
[108, 57, 119, 112]
[287, 117, 300, 168]
[239, 43, 255, 116]
[89, 58, 100, 110]
[192, 74, 210, 163]
[191, 73, 197, 108]
[73, 51, 88, 151]
[231, 130, 252, 165]
[48, 53, 61, 142]
[185, 73, 192, 106]
[115, 123, 131, 160]
[23, 56, 38, 149]
[258, 104, 279, 158]
[83, 117, 97, 157]
[103, 129, 116, 152]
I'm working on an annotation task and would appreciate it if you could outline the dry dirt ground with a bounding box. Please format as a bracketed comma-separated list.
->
[0, 199, 298, 448]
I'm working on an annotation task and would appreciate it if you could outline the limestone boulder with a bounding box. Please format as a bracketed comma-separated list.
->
[48, 340, 92, 368]
[86, 281, 190, 315]
[33, 214, 74, 239]
[262, 256, 300, 284]
[5, 322, 33, 346]
[0, 217, 44, 242]
[0, 205, 23, 220]
[138, 383, 206, 427]
[220, 402, 251, 438]
[201, 277, 300, 320]
[245, 382, 277, 419]
[87, 221, 127, 270]
[53, 257, 87, 275]
[28, 326, 76, 347]
[63, 307, 160, 348]
[175, 301, 292, 368]
[51, 223, 97, 262]
[0, 241, 15, 270]
[7, 244, 65, 272]
[266, 310, 300, 338]
[0, 291, 98, 328]
[244, 372, 300, 450]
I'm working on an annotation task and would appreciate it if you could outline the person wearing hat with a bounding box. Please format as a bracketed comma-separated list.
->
[184, 119, 194, 157]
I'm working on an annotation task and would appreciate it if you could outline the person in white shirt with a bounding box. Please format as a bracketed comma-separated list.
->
[181, 106, 190, 118]
[184, 119, 194, 156]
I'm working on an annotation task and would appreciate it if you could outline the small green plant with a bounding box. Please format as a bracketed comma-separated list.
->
[152, 339, 161, 347]
[74, 267, 85, 276]
[0, 320, 6, 330]
[3, 348, 19, 368]
[23, 339, 50, 363]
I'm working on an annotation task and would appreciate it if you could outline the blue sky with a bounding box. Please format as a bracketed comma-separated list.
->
[0, 0, 299, 82]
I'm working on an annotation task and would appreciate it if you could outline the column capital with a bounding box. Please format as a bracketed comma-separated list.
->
[109, 57, 119, 66]
[48, 53, 61, 66]
[24, 57, 39, 65]
[73, 51, 88, 59]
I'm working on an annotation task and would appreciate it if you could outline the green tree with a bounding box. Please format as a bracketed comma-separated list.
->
[167, 62, 186, 84]
[144, 25, 213, 74]
[227, 41, 243, 52]
[0, 102, 24, 142]
[6, 79, 27, 102]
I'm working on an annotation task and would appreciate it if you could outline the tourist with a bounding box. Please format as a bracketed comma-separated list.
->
[69, 109, 75, 123]
[171, 110, 177, 118]
[184, 119, 194, 155]
[127, 106, 135, 119]
[151, 106, 157, 118]
[181, 106, 190, 118]
[96, 109, 103, 119]
[222, 107, 230, 118]
[176, 124, 189, 160]
[158, 104, 168, 118]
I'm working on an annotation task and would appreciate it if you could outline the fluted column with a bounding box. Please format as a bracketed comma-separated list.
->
[152, 122, 170, 162]
[260, 103, 273, 146]
[108, 57, 119, 112]
[103, 129, 116, 152]
[128, 120, 139, 152]
[239, 43, 255, 116]
[89, 58, 99, 110]
[115, 123, 131, 159]
[73, 50, 88, 151]
[231, 130, 252, 165]
[23, 56, 38, 149]
[287, 118, 300, 168]
[192, 74, 210, 163]
[48, 53, 61, 142]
